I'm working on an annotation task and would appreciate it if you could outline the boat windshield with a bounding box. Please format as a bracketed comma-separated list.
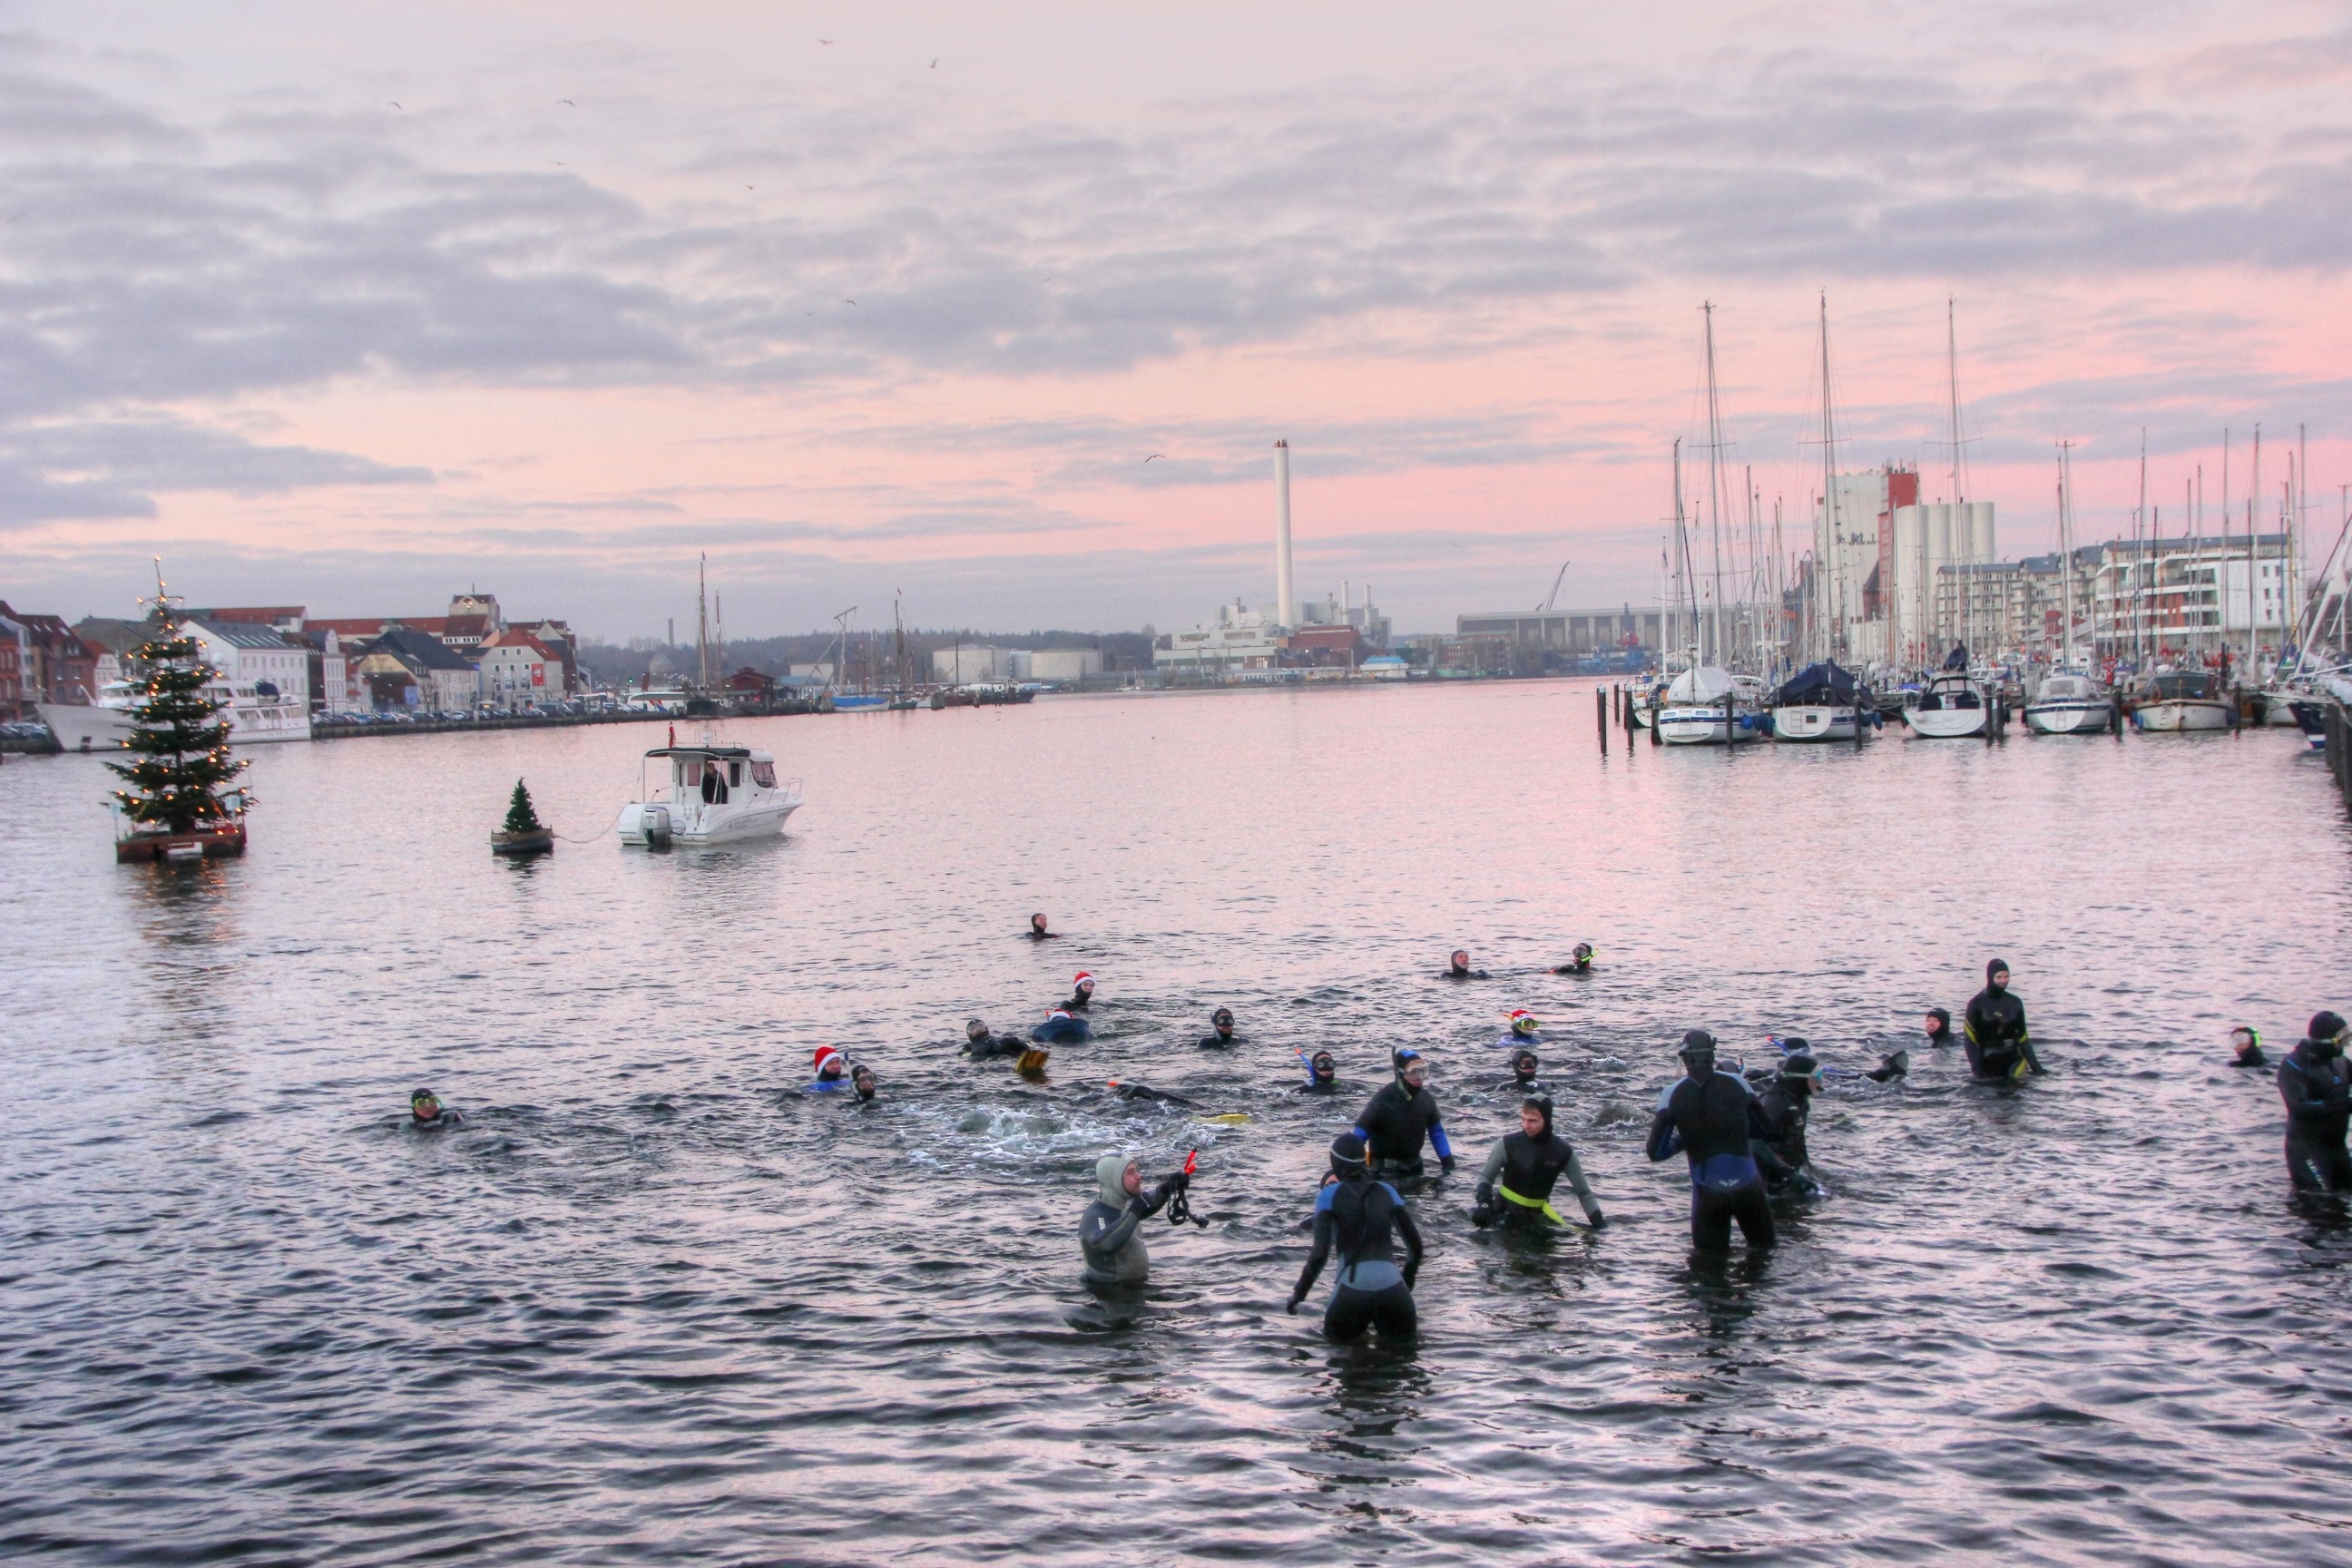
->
[2146, 672, 2214, 700]
[750, 760, 778, 789]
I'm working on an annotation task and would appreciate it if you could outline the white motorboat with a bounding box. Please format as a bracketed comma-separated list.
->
[1768, 662, 1869, 742]
[1905, 671, 1991, 738]
[614, 739, 802, 846]
[2131, 671, 2233, 733]
[2023, 671, 2114, 736]
[37, 677, 309, 751]
[1657, 665, 1761, 746]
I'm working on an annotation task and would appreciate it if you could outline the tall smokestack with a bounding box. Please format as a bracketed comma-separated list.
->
[1274, 439, 1296, 630]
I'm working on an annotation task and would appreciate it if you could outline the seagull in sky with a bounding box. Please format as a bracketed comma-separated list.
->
[387, 101, 402, 111]
[1144, 454, 1165, 463]
[551, 161, 566, 167]
[843, 299, 857, 306]
[930, 58, 939, 68]
[819, 38, 833, 45]
[559, 99, 574, 107]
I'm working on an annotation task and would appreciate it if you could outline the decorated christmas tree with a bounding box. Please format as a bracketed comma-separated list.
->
[106, 615, 248, 834]
[502, 779, 545, 836]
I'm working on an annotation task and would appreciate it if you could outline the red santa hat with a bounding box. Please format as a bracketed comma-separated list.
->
[813, 1045, 846, 1076]
[1073, 972, 1095, 990]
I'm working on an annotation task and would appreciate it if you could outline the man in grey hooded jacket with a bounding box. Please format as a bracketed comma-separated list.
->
[1079, 1154, 1188, 1287]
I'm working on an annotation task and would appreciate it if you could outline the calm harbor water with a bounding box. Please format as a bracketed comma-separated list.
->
[5, 681, 2351, 1566]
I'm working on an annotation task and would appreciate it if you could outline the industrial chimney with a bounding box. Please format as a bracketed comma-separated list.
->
[1273, 439, 1296, 631]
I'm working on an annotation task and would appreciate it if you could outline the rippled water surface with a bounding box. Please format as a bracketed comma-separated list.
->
[7, 681, 2352, 1566]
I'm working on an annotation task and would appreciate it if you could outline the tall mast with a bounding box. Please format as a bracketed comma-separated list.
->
[2249, 425, 2262, 674]
[2135, 430, 2148, 667]
[1702, 301, 1729, 668]
[1946, 298, 1968, 662]
[696, 553, 710, 691]
[1818, 291, 1840, 662]
[2057, 443, 2076, 668]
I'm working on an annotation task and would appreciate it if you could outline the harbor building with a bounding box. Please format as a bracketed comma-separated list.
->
[1454, 605, 1661, 668]
[1803, 465, 2002, 666]
[187, 621, 313, 710]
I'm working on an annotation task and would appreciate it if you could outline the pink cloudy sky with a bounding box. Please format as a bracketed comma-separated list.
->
[3, 1, 2348, 638]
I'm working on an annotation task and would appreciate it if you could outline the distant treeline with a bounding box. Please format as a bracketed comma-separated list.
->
[576, 628, 1158, 687]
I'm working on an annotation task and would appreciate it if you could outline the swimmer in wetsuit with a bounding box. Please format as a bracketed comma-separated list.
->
[850, 1064, 877, 1102]
[2230, 1025, 2267, 1069]
[1295, 1050, 1340, 1094]
[2281, 1012, 2352, 1192]
[1066, 973, 1096, 1010]
[962, 1018, 1028, 1059]
[1923, 1007, 1955, 1049]
[1964, 960, 2043, 1081]
[1352, 1049, 1456, 1181]
[1028, 913, 1061, 940]
[1288, 1133, 1423, 1342]
[1749, 1050, 1818, 1195]
[1444, 949, 1491, 981]
[407, 1088, 461, 1129]
[1552, 942, 1595, 975]
[1472, 1095, 1604, 1231]
[1078, 1153, 1188, 1287]
[1646, 1030, 1775, 1250]
[1497, 1009, 1541, 1048]
[1198, 1007, 1239, 1048]
[1496, 1047, 1546, 1094]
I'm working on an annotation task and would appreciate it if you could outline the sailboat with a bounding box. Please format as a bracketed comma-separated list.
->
[1657, 304, 1762, 746]
[1769, 661, 1869, 741]
[2025, 444, 2116, 735]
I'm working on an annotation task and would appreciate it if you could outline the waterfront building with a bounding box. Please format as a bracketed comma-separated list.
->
[0, 606, 21, 720]
[1154, 602, 1285, 671]
[353, 626, 481, 710]
[1455, 605, 1661, 665]
[932, 645, 1022, 682]
[1029, 649, 1102, 681]
[475, 627, 564, 706]
[0, 603, 95, 707]
[188, 621, 313, 710]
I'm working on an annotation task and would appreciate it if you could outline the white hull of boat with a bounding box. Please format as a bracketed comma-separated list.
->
[2023, 700, 2112, 735]
[615, 796, 801, 846]
[1906, 706, 1988, 739]
[1658, 705, 1759, 746]
[2133, 701, 2231, 733]
[36, 696, 309, 750]
[1771, 704, 1857, 742]
[229, 701, 311, 744]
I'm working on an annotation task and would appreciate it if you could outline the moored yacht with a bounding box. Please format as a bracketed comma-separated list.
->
[1768, 662, 1869, 742]
[1657, 665, 1761, 746]
[2023, 671, 2114, 736]
[2130, 671, 2233, 733]
[1905, 671, 1991, 738]
[614, 737, 803, 846]
[37, 676, 309, 751]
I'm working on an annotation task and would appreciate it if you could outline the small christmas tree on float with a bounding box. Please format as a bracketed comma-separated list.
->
[107, 568, 250, 863]
[491, 778, 554, 857]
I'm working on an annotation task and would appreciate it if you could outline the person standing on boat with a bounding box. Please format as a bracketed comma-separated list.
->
[1646, 1031, 1775, 1250]
[2280, 1013, 2352, 1192]
[1443, 949, 1490, 980]
[1963, 960, 2043, 1082]
[1471, 1095, 1605, 1232]
[1027, 913, 1061, 941]
[1353, 1049, 1456, 1181]
[1078, 1153, 1189, 1288]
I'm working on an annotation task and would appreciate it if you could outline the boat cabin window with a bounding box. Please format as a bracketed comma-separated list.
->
[729, 760, 742, 789]
[750, 760, 778, 789]
[677, 759, 702, 788]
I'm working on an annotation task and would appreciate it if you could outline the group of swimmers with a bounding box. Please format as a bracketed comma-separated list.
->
[397, 917, 2352, 1344]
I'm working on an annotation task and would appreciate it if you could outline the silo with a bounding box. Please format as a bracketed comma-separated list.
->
[1967, 501, 1996, 565]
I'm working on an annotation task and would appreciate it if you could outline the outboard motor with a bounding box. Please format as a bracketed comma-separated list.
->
[643, 804, 671, 848]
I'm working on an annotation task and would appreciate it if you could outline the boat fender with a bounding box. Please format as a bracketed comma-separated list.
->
[644, 805, 671, 848]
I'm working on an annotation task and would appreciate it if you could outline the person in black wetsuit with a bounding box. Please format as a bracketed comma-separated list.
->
[1552, 942, 1595, 975]
[1444, 949, 1490, 980]
[2280, 1012, 2352, 1192]
[1750, 1051, 1818, 1195]
[1295, 1050, 1340, 1094]
[962, 1018, 1028, 1059]
[1028, 913, 1061, 941]
[1923, 1007, 1955, 1049]
[2230, 1026, 2268, 1069]
[1497, 1047, 1545, 1094]
[1198, 1007, 1239, 1048]
[1646, 1030, 1774, 1250]
[408, 1088, 461, 1129]
[1472, 1095, 1604, 1231]
[1288, 1132, 1423, 1342]
[1066, 972, 1096, 1010]
[1964, 959, 2043, 1082]
[1078, 1153, 1188, 1287]
[1353, 1049, 1456, 1181]
[850, 1064, 877, 1102]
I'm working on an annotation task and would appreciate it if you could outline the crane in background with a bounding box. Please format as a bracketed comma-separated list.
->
[1538, 559, 1572, 612]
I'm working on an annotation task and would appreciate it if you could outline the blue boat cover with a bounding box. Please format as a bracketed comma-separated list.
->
[1769, 662, 1861, 708]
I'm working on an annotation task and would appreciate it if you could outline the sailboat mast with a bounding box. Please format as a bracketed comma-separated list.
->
[1818, 291, 1839, 664]
[2249, 425, 2262, 676]
[696, 554, 710, 691]
[1946, 298, 1965, 664]
[2135, 430, 2149, 667]
[1702, 301, 1729, 669]
[2057, 443, 2076, 668]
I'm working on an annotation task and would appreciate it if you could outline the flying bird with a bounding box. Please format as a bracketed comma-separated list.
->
[558, 99, 574, 107]
[551, 161, 566, 167]
[1144, 454, 1165, 463]
[930, 58, 939, 68]
[843, 299, 857, 305]
[387, 101, 402, 110]
[818, 38, 833, 44]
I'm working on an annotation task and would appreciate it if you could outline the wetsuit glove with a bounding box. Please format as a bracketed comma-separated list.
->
[1402, 1259, 1419, 1290]
[1440, 1155, 1456, 1176]
[1285, 1291, 1303, 1315]
[1585, 1207, 1607, 1230]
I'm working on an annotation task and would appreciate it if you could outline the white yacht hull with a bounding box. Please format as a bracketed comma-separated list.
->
[1771, 704, 1857, 742]
[2024, 699, 2112, 735]
[34, 701, 135, 751]
[229, 701, 311, 744]
[616, 795, 802, 846]
[1906, 706, 1988, 739]
[2133, 701, 2231, 733]
[1658, 705, 1759, 746]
